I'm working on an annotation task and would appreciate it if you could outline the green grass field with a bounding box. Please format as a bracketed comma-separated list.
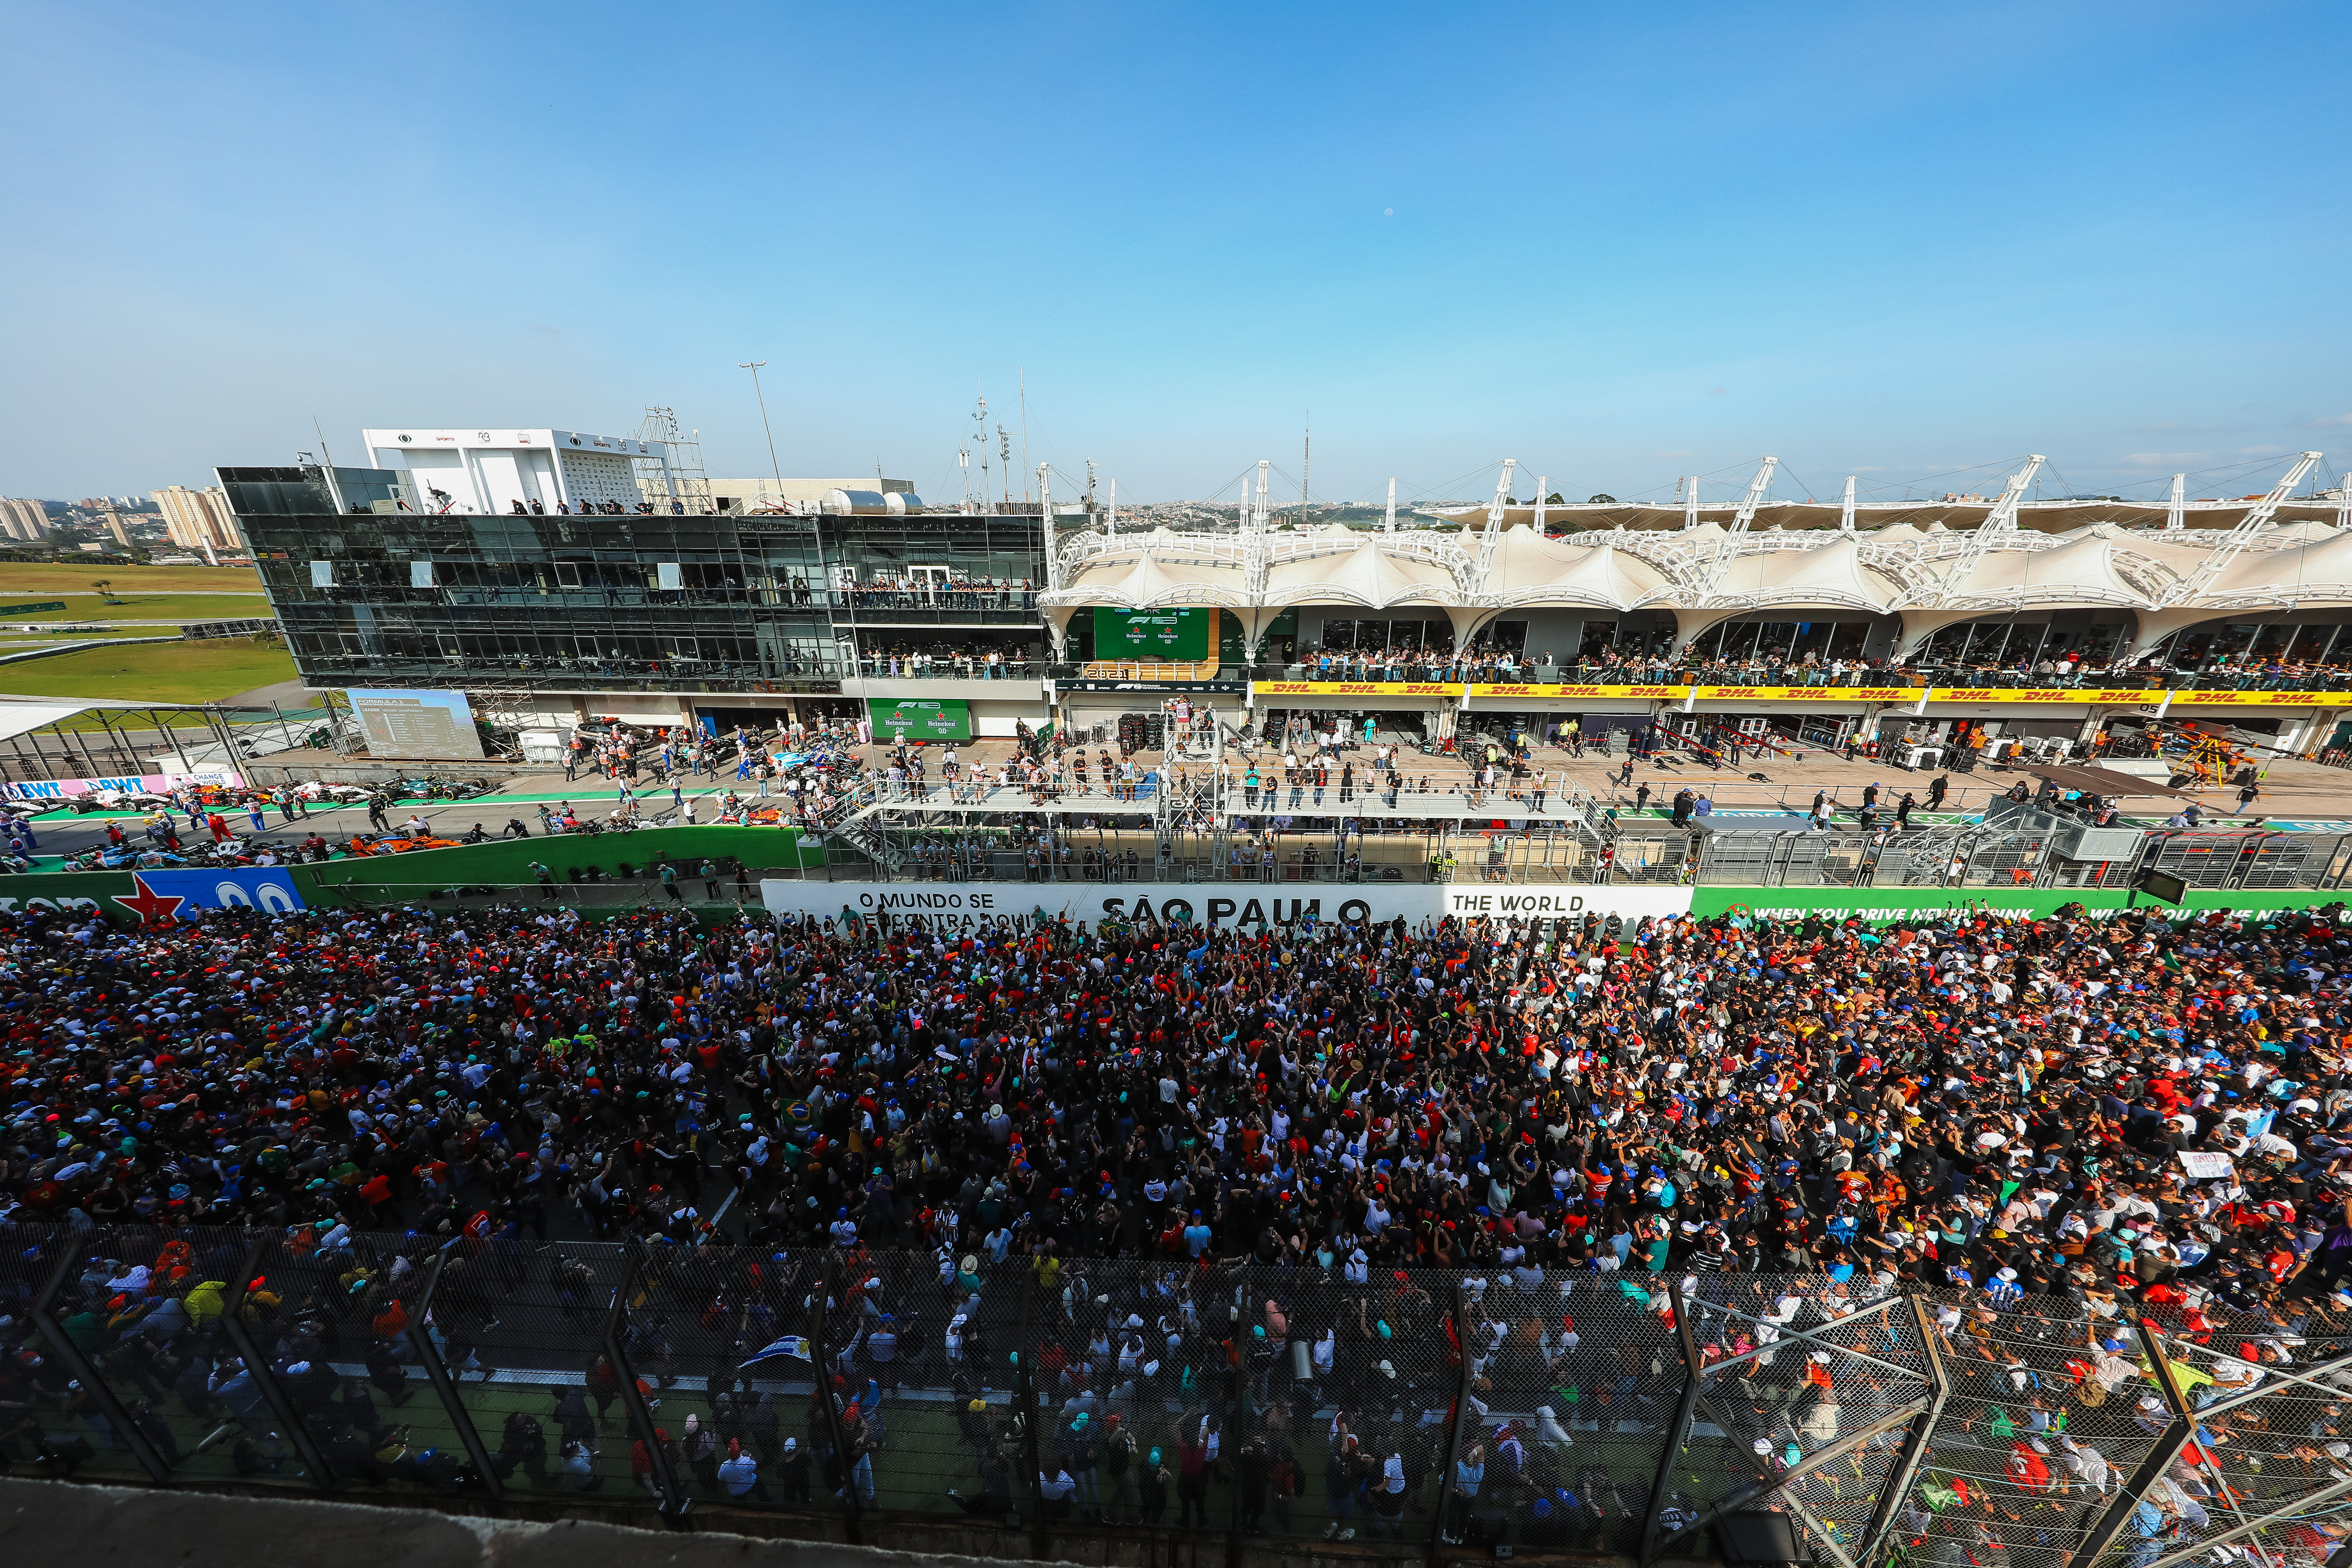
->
[0, 592, 273, 627]
[0, 638, 297, 704]
[0, 563, 266, 595]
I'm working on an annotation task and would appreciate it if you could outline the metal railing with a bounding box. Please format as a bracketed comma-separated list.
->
[834, 800, 2352, 894]
[12, 1231, 2350, 1568]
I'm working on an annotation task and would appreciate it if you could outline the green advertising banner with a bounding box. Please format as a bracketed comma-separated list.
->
[867, 697, 973, 741]
[1095, 607, 1210, 661]
[0, 870, 135, 921]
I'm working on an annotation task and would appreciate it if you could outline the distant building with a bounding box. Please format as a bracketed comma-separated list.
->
[709, 477, 913, 510]
[0, 498, 47, 541]
[153, 484, 243, 553]
[77, 498, 132, 548]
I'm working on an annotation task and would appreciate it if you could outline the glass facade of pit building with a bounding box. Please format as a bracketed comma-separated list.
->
[218, 466, 1052, 717]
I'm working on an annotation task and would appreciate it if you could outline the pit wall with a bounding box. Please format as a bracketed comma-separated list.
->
[1, 856, 2328, 928]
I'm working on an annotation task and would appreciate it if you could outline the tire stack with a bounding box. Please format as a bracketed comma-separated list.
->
[1118, 711, 1152, 754]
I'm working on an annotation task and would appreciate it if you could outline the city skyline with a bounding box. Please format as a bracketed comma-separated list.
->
[3, 1, 2348, 504]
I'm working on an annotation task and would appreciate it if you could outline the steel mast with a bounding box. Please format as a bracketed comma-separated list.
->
[2160, 451, 2321, 607]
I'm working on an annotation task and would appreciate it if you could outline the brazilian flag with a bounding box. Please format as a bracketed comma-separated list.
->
[783, 1098, 817, 1144]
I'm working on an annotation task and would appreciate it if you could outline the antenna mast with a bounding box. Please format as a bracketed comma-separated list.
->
[633, 405, 712, 515]
[1302, 413, 1310, 523]
[1039, 465, 1057, 592]
[973, 390, 991, 513]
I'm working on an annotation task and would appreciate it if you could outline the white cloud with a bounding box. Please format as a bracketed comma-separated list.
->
[2313, 414, 2352, 427]
[2121, 451, 2212, 466]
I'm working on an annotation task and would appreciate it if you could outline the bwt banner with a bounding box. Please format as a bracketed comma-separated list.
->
[1, 769, 242, 803]
[761, 879, 1691, 933]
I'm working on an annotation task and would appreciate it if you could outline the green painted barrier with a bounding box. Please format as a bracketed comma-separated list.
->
[293, 824, 816, 902]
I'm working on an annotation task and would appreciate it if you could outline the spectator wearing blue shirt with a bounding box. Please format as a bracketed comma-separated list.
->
[1445, 1443, 1485, 1543]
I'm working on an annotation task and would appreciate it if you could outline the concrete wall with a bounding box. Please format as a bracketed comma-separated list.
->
[0, 1475, 1713, 1568]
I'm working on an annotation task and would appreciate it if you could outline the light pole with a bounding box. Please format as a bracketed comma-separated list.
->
[745, 359, 854, 676]
[738, 361, 785, 499]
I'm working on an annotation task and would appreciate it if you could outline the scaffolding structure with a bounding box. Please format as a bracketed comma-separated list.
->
[631, 405, 714, 515]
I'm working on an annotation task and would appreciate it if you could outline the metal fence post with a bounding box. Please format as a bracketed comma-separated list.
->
[402, 1252, 502, 1500]
[1641, 1278, 1708, 1562]
[29, 1238, 173, 1483]
[1015, 1260, 1048, 1560]
[602, 1251, 689, 1524]
[217, 1237, 336, 1489]
[1854, 1294, 1950, 1568]
[812, 1254, 863, 1543]
[1228, 1262, 1253, 1565]
[1427, 1282, 1474, 1561]
[2062, 1317, 2196, 1568]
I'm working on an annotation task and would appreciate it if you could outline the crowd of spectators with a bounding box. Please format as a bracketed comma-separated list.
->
[1292, 640, 2352, 694]
[5, 892, 2352, 1558]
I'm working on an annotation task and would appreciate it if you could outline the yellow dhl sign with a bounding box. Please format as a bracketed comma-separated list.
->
[1930, 688, 2155, 704]
[1253, 680, 1460, 696]
[2162, 690, 2347, 707]
[1685, 685, 1916, 701]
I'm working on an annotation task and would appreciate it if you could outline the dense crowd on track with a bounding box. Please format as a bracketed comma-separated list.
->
[5, 892, 2352, 1559]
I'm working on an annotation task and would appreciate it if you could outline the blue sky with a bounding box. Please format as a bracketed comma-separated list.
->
[5, 1, 2348, 507]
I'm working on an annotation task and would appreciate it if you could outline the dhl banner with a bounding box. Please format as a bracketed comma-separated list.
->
[1927, 688, 2156, 705]
[1470, 683, 1692, 699]
[1685, 685, 1916, 702]
[2160, 690, 2347, 707]
[1253, 680, 1462, 697]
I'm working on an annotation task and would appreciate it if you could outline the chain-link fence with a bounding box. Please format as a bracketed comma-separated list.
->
[15, 1231, 2352, 1568]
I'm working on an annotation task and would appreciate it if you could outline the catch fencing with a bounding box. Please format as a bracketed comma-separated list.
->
[8, 1228, 2352, 1568]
